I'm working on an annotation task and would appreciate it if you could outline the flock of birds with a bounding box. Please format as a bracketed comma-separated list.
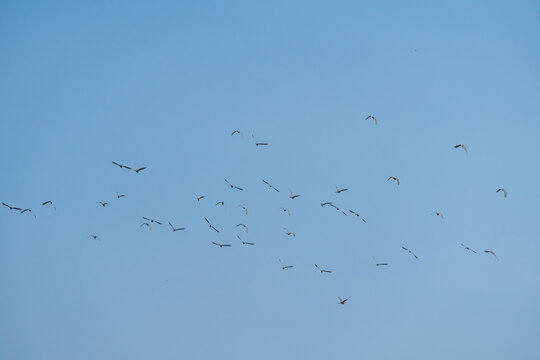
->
[2, 119, 508, 305]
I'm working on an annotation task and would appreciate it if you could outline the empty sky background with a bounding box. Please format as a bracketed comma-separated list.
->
[1, 1, 539, 359]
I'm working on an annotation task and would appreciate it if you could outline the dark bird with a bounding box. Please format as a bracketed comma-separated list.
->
[484, 250, 499, 261]
[338, 296, 348, 305]
[321, 202, 333, 207]
[431, 211, 444, 219]
[401, 246, 418, 259]
[237, 235, 254, 246]
[212, 241, 232, 248]
[89, 234, 100, 241]
[236, 223, 248, 233]
[2, 203, 22, 211]
[215, 201, 225, 206]
[238, 204, 248, 215]
[289, 189, 301, 199]
[365, 115, 378, 125]
[230, 130, 241, 136]
[372, 256, 388, 266]
[41, 201, 56, 211]
[168, 221, 185, 232]
[204, 217, 220, 233]
[496, 188, 507, 198]
[454, 144, 468, 154]
[143, 217, 162, 225]
[315, 264, 333, 273]
[98, 202, 109, 207]
[279, 259, 294, 270]
[252, 134, 269, 146]
[116, 192, 126, 199]
[225, 179, 244, 191]
[348, 210, 367, 222]
[194, 193, 206, 202]
[283, 228, 296, 237]
[280, 207, 291, 216]
[133, 162, 147, 173]
[20, 208, 36, 218]
[262, 179, 280, 192]
[460, 243, 477, 254]
[387, 176, 400, 186]
[335, 185, 349, 194]
[112, 161, 132, 170]
[140, 222, 152, 231]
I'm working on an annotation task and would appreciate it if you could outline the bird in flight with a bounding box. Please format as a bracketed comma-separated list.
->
[335, 185, 349, 194]
[460, 243, 477, 254]
[372, 257, 388, 266]
[283, 228, 296, 237]
[41, 201, 56, 211]
[365, 115, 378, 125]
[484, 250, 499, 261]
[315, 264, 333, 273]
[20, 208, 36, 218]
[133, 162, 147, 173]
[194, 193, 206, 202]
[168, 221, 185, 232]
[338, 296, 348, 305]
[215, 201, 225, 207]
[2, 202, 22, 211]
[140, 222, 152, 231]
[89, 234, 100, 241]
[496, 188, 507, 198]
[252, 134, 269, 146]
[401, 246, 418, 259]
[212, 242, 232, 248]
[321, 202, 333, 207]
[454, 144, 468, 154]
[431, 211, 444, 219]
[289, 189, 301, 199]
[98, 202, 109, 207]
[204, 217, 220, 233]
[348, 210, 367, 222]
[238, 204, 248, 215]
[279, 259, 294, 270]
[262, 179, 280, 192]
[116, 192, 126, 199]
[387, 176, 400, 186]
[143, 217, 162, 225]
[237, 235, 254, 246]
[236, 223, 248, 233]
[280, 208, 291, 216]
[230, 130, 241, 136]
[225, 179, 244, 191]
[112, 161, 132, 170]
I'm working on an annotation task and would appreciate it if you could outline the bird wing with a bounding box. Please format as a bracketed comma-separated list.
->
[462, 145, 468, 154]
[396, 178, 400, 185]
[204, 217, 210, 224]
[262, 179, 269, 185]
[235, 186, 244, 191]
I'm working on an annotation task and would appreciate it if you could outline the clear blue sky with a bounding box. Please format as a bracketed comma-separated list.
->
[1, 1, 539, 359]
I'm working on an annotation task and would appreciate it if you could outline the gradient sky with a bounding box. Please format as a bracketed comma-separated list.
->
[1, 1, 539, 359]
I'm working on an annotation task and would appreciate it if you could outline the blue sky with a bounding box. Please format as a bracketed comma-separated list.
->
[1, 1, 539, 359]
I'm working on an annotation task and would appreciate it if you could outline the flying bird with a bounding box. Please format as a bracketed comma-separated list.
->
[279, 259, 294, 270]
[321, 202, 333, 207]
[2, 203, 22, 211]
[140, 222, 152, 231]
[225, 179, 244, 191]
[215, 201, 225, 206]
[41, 201, 56, 210]
[89, 234, 100, 241]
[335, 185, 349, 194]
[204, 217, 220, 233]
[431, 211, 444, 219]
[280, 208, 291, 216]
[387, 176, 400, 186]
[460, 243, 477, 254]
[98, 202, 109, 207]
[212, 242, 232, 248]
[168, 221, 185, 232]
[365, 115, 378, 125]
[401, 246, 418, 259]
[230, 130, 241, 136]
[20, 208, 36, 218]
[194, 194, 206, 202]
[252, 134, 269, 146]
[143, 217, 162, 225]
[133, 162, 147, 173]
[237, 235, 254, 246]
[236, 223, 248, 233]
[116, 192, 126, 199]
[238, 204, 248, 215]
[496, 188, 507, 198]
[315, 264, 333, 273]
[289, 189, 301, 199]
[112, 161, 132, 170]
[484, 250, 499, 261]
[262, 179, 280, 192]
[283, 228, 296, 237]
[372, 257, 388, 266]
[338, 296, 348, 305]
[454, 144, 468, 154]
[348, 210, 367, 222]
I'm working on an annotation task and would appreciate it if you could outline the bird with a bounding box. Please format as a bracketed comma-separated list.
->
[496, 188, 507, 198]
[168, 221, 185, 232]
[237, 235, 254, 246]
[372, 257, 388, 266]
[238, 204, 248, 215]
[252, 134, 269, 146]
[289, 189, 301, 199]
[236, 223, 248, 233]
[89, 234, 100, 241]
[365, 115, 378, 125]
[387, 176, 400, 186]
[280, 208, 291, 216]
[335, 185, 349, 194]
[431, 211, 444, 219]
[2, 202, 22, 211]
[204, 217, 220, 233]
[315, 264, 333, 273]
[41, 201, 56, 210]
[230, 130, 241, 136]
[212, 242, 232, 248]
[279, 259, 294, 270]
[112, 161, 132, 170]
[401, 246, 418, 259]
[194, 193, 206, 202]
[484, 250, 499, 261]
[348, 210, 367, 222]
[140, 222, 152, 231]
[338, 296, 348, 305]
[283, 228, 296, 236]
[262, 179, 280, 192]
[215, 201, 225, 206]
[133, 162, 147, 173]
[98, 202, 109, 207]
[460, 243, 477, 254]
[454, 144, 468, 154]
[143, 217, 162, 225]
[116, 192, 126, 199]
[225, 179, 244, 191]
[320, 202, 333, 207]
[20, 208, 36, 218]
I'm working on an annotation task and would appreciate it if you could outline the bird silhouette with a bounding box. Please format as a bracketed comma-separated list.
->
[365, 115, 378, 125]
[401, 246, 418, 259]
[431, 211, 444, 219]
[236, 223, 248, 233]
[98, 202, 109, 207]
[41, 201, 56, 211]
[279, 259, 294, 270]
[496, 188, 507, 198]
[204, 217, 220, 233]
[230, 130, 241, 136]
[280, 208, 291, 216]
[335, 185, 349, 194]
[460, 243, 477, 254]
[212, 242, 232, 248]
[262, 179, 280, 192]
[315, 264, 333, 273]
[372, 257, 388, 266]
[283, 228, 296, 237]
[484, 250, 499, 261]
[194, 194, 206, 202]
[252, 134, 269, 146]
[89, 234, 100, 241]
[20, 208, 36, 218]
[289, 189, 301, 199]
[225, 179, 244, 191]
[454, 144, 468, 154]
[387, 176, 400, 186]
[2, 203, 22, 211]
[116, 192, 126, 199]
[133, 162, 147, 173]
[140, 222, 152, 231]
[237, 235, 254, 246]
[238, 204, 248, 215]
[143, 217, 162, 225]
[112, 161, 132, 170]
[338, 296, 348, 304]
[348, 210, 367, 222]
[168, 221, 185, 232]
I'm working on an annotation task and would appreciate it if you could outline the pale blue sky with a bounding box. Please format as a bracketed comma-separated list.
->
[1, 1, 539, 359]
